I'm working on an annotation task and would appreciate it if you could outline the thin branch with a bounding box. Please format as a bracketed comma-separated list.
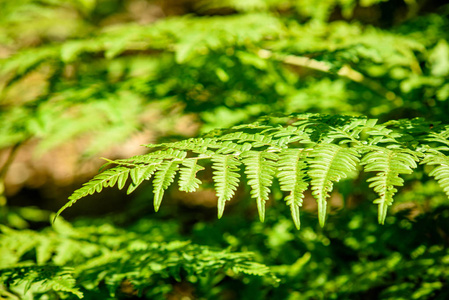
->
[257, 49, 403, 106]
[0, 143, 21, 180]
[0, 143, 21, 206]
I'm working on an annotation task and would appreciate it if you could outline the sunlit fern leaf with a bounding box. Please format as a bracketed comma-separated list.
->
[54, 167, 130, 222]
[424, 125, 449, 148]
[211, 155, 241, 218]
[421, 150, 449, 197]
[308, 144, 360, 227]
[152, 160, 181, 212]
[365, 125, 403, 146]
[293, 114, 354, 143]
[241, 151, 278, 222]
[277, 149, 309, 229]
[268, 124, 310, 146]
[178, 159, 205, 192]
[0, 265, 83, 298]
[145, 138, 215, 156]
[231, 262, 273, 278]
[127, 163, 159, 194]
[218, 131, 276, 149]
[56, 114, 449, 229]
[327, 118, 377, 145]
[213, 140, 252, 155]
[360, 147, 419, 224]
[36, 238, 53, 265]
[128, 148, 187, 164]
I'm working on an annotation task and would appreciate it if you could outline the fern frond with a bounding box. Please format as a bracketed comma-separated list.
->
[54, 167, 130, 222]
[178, 159, 205, 193]
[277, 149, 309, 229]
[152, 160, 181, 212]
[57, 114, 449, 228]
[242, 151, 278, 222]
[424, 125, 449, 148]
[360, 147, 419, 224]
[211, 155, 241, 218]
[308, 144, 360, 227]
[231, 261, 273, 278]
[421, 150, 449, 197]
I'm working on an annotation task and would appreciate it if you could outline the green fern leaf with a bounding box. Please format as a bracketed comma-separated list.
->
[0, 266, 83, 298]
[268, 124, 310, 145]
[361, 147, 419, 224]
[421, 150, 449, 197]
[308, 144, 360, 227]
[328, 118, 377, 144]
[231, 261, 273, 278]
[152, 138, 216, 156]
[152, 160, 181, 212]
[128, 148, 187, 164]
[55, 113, 449, 228]
[277, 149, 309, 229]
[218, 131, 278, 149]
[54, 167, 130, 221]
[211, 155, 241, 218]
[424, 126, 449, 148]
[242, 151, 278, 222]
[127, 163, 160, 194]
[215, 140, 253, 154]
[178, 159, 205, 192]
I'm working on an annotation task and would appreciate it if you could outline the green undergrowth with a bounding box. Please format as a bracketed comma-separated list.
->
[0, 216, 278, 299]
[2, 202, 449, 299]
[1, 1, 449, 299]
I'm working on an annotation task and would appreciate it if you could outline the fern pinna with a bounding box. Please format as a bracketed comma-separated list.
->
[56, 114, 449, 228]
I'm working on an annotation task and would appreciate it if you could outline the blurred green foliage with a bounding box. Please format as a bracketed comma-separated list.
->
[1, 217, 277, 299]
[2, 202, 449, 299]
[1, 0, 449, 151]
[1, 0, 449, 299]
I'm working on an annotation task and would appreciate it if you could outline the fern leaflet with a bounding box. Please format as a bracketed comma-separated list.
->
[152, 160, 181, 212]
[242, 151, 278, 222]
[178, 159, 205, 193]
[424, 126, 449, 148]
[211, 155, 241, 218]
[308, 144, 360, 227]
[277, 149, 309, 229]
[360, 147, 419, 224]
[127, 163, 159, 194]
[421, 150, 449, 198]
